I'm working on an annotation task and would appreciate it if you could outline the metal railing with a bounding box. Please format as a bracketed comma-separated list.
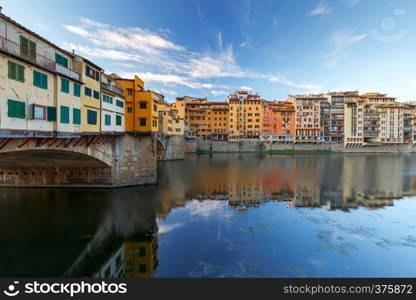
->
[101, 82, 123, 97]
[0, 35, 80, 81]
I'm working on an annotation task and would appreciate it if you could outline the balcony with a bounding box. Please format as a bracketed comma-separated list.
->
[101, 83, 123, 97]
[0, 35, 80, 81]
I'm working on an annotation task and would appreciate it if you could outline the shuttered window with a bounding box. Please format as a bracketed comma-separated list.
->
[74, 83, 81, 97]
[7, 100, 26, 119]
[116, 115, 122, 126]
[60, 106, 70, 124]
[93, 90, 100, 99]
[33, 70, 48, 89]
[116, 100, 124, 108]
[105, 114, 111, 126]
[85, 87, 92, 97]
[55, 53, 68, 68]
[87, 109, 97, 125]
[61, 78, 69, 93]
[47, 107, 57, 122]
[7, 61, 25, 82]
[73, 108, 81, 125]
[20, 36, 29, 60]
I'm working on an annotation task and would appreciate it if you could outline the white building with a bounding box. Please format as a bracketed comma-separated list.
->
[100, 73, 125, 132]
[0, 8, 82, 138]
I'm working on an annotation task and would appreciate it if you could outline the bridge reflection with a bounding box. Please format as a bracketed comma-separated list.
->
[1, 153, 416, 277]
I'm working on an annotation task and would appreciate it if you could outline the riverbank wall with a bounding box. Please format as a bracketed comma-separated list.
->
[195, 138, 416, 153]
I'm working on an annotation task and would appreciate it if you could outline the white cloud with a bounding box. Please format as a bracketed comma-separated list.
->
[324, 29, 367, 68]
[63, 17, 323, 93]
[269, 76, 323, 92]
[210, 90, 230, 96]
[240, 86, 253, 91]
[308, 0, 333, 16]
[342, 0, 360, 7]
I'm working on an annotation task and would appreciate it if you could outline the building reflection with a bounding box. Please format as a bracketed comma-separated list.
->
[175, 154, 416, 211]
[63, 189, 160, 279]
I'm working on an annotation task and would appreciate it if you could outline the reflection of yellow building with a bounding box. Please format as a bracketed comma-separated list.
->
[124, 231, 159, 278]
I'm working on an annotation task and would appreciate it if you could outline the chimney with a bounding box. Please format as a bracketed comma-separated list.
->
[0, 7, 3, 14]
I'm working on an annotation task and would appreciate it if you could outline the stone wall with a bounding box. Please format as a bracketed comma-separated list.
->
[158, 135, 185, 160]
[184, 138, 197, 153]
[195, 138, 416, 153]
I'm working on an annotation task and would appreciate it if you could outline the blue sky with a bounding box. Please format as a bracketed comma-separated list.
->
[2, 0, 416, 102]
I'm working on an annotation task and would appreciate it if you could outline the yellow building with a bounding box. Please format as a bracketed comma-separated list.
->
[73, 56, 103, 133]
[228, 91, 264, 140]
[158, 102, 184, 136]
[124, 231, 158, 278]
[290, 95, 323, 143]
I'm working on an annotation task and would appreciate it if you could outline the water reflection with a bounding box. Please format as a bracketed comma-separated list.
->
[1, 153, 416, 277]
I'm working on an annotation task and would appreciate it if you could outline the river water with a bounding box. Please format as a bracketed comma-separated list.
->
[1, 153, 416, 277]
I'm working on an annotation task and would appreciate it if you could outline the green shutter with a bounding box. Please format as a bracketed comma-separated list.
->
[60, 106, 70, 124]
[33, 71, 47, 89]
[74, 83, 81, 97]
[61, 78, 69, 93]
[29, 40, 36, 62]
[105, 114, 111, 126]
[116, 115, 122, 126]
[8, 61, 16, 80]
[17, 64, 25, 82]
[7, 100, 25, 119]
[20, 36, 29, 59]
[47, 106, 57, 122]
[73, 108, 81, 125]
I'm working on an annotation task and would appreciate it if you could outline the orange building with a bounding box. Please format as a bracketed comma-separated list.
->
[110, 74, 160, 132]
[184, 100, 229, 139]
[262, 101, 295, 143]
[110, 74, 144, 131]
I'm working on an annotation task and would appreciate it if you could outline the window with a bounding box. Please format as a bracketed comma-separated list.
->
[85, 87, 92, 97]
[93, 90, 100, 99]
[138, 264, 147, 273]
[116, 115, 122, 126]
[7, 100, 26, 119]
[8, 61, 25, 82]
[140, 118, 146, 126]
[104, 266, 111, 278]
[47, 107, 57, 122]
[60, 106, 70, 124]
[20, 36, 36, 62]
[73, 108, 81, 125]
[85, 65, 99, 80]
[32, 104, 46, 120]
[105, 114, 111, 126]
[127, 107, 133, 113]
[33, 70, 48, 89]
[127, 89, 133, 96]
[61, 78, 69, 93]
[152, 120, 157, 127]
[116, 100, 124, 108]
[103, 94, 113, 104]
[87, 110, 97, 125]
[74, 83, 81, 97]
[139, 102, 147, 109]
[153, 104, 157, 111]
[55, 53, 68, 68]
[138, 247, 146, 257]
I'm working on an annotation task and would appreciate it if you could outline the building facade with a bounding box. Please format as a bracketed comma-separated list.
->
[101, 73, 125, 133]
[291, 95, 323, 143]
[0, 12, 82, 138]
[261, 101, 295, 143]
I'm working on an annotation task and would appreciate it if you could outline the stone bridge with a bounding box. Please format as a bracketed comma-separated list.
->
[0, 133, 159, 187]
